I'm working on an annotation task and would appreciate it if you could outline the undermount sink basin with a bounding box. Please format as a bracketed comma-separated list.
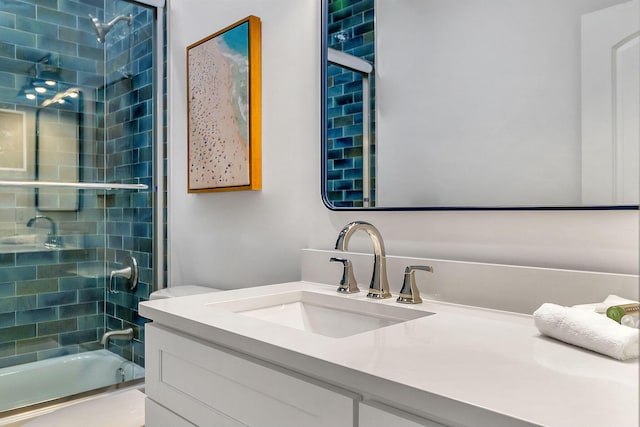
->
[210, 291, 433, 338]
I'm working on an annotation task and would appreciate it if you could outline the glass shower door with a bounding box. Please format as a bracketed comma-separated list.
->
[0, 0, 163, 413]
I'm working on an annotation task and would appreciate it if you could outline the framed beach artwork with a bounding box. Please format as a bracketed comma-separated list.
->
[187, 15, 262, 193]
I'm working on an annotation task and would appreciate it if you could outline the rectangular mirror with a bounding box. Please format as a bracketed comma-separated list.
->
[322, 0, 639, 210]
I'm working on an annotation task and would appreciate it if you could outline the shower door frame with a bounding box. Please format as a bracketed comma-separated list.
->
[147, 0, 166, 295]
[120, 0, 166, 294]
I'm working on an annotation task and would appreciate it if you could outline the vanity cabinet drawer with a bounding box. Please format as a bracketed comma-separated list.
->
[359, 401, 448, 427]
[145, 398, 196, 427]
[145, 324, 355, 427]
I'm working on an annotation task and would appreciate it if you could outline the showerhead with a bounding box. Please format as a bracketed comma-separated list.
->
[89, 15, 106, 43]
[89, 14, 133, 44]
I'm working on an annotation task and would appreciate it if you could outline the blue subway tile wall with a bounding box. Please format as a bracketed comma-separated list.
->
[0, 0, 162, 372]
[0, 248, 104, 369]
[327, 0, 375, 207]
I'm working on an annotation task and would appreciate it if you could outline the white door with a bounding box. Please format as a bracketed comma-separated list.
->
[581, 0, 639, 205]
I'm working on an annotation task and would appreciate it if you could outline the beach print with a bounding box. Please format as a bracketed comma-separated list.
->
[188, 22, 251, 190]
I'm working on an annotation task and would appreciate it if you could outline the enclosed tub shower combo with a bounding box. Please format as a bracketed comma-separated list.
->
[0, 0, 165, 416]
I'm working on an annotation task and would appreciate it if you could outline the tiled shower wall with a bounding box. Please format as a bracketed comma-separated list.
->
[326, 0, 375, 207]
[0, 235, 104, 368]
[0, 0, 157, 369]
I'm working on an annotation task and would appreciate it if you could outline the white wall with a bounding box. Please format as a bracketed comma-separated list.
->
[168, 0, 321, 288]
[167, 0, 639, 291]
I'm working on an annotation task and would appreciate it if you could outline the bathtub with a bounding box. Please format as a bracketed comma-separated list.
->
[0, 350, 144, 413]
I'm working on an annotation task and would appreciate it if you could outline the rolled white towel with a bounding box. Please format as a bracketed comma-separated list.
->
[533, 303, 639, 361]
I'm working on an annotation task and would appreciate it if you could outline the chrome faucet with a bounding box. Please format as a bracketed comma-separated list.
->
[335, 221, 391, 299]
[26, 215, 63, 248]
[100, 328, 134, 348]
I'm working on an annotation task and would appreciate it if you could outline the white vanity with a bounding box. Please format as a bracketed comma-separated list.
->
[139, 251, 638, 427]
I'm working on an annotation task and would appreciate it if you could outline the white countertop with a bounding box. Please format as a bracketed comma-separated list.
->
[139, 281, 639, 427]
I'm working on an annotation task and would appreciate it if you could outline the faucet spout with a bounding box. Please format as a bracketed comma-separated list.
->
[26, 215, 63, 248]
[100, 328, 134, 347]
[335, 221, 391, 299]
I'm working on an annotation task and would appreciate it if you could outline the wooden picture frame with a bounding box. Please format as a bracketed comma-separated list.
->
[187, 16, 261, 193]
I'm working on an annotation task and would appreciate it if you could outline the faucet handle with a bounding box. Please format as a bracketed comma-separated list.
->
[330, 257, 360, 294]
[44, 234, 63, 249]
[108, 254, 138, 294]
[397, 265, 433, 304]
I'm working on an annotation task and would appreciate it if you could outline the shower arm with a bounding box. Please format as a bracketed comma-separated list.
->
[105, 14, 133, 29]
